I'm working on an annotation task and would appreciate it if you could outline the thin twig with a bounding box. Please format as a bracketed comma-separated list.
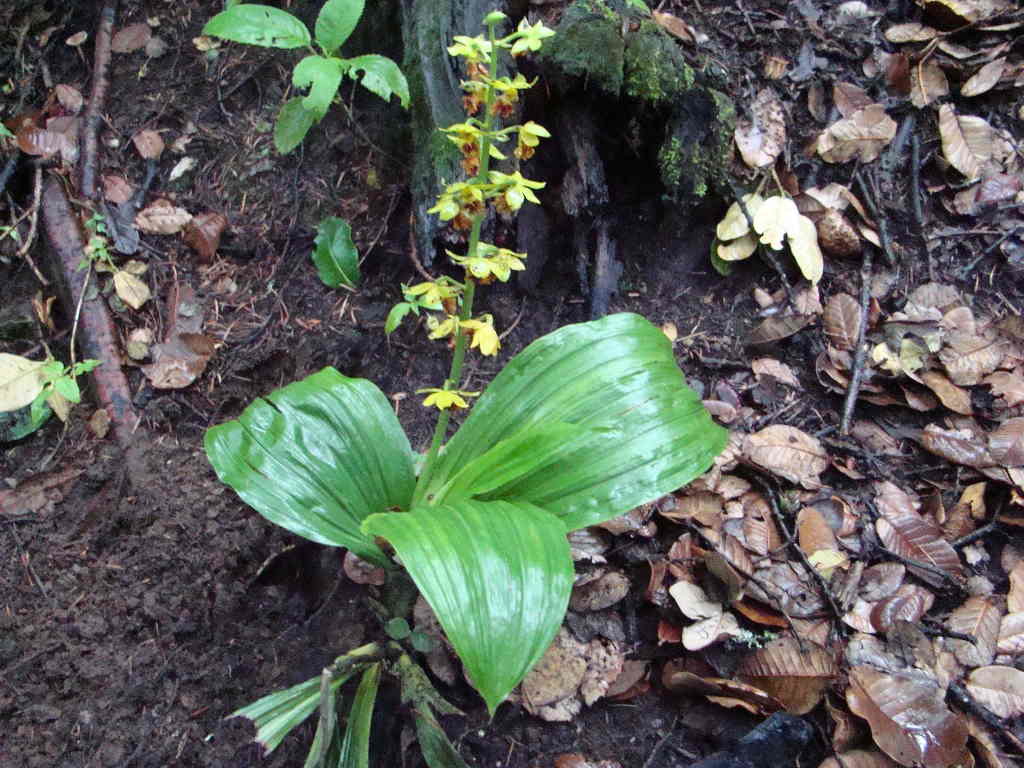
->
[14, 165, 49, 285]
[909, 132, 930, 280]
[754, 476, 844, 628]
[407, 211, 435, 281]
[839, 241, 874, 435]
[498, 297, 527, 341]
[641, 715, 679, 768]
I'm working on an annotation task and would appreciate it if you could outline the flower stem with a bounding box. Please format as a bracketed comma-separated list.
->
[413, 21, 502, 506]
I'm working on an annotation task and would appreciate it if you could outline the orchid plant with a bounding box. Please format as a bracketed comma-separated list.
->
[206, 12, 726, 767]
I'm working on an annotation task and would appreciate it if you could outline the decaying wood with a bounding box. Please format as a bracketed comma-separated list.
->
[79, 0, 117, 200]
[42, 176, 137, 446]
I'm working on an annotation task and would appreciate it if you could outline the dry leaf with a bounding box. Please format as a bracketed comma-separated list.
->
[921, 424, 994, 469]
[824, 293, 862, 351]
[989, 417, 1024, 466]
[817, 208, 861, 257]
[132, 129, 164, 159]
[846, 666, 968, 767]
[965, 666, 1024, 718]
[884, 23, 938, 42]
[788, 214, 824, 284]
[522, 628, 587, 710]
[717, 194, 764, 240]
[961, 57, 1006, 97]
[819, 750, 898, 768]
[135, 199, 191, 234]
[947, 596, 1002, 667]
[748, 314, 815, 345]
[102, 174, 134, 205]
[910, 58, 949, 108]
[743, 425, 828, 489]
[986, 372, 1024, 407]
[923, 0, 1015, 24]
[751, 358, 801, 388]
[938, 105, 997, 181]
[736, 636, 837, 714]
[797, 506, 838, 557]
[112, 270, 151, 310]
[111, 22, 151, 54]
[0, 354, 48, 412]
[651, 11, 704, 44]
[921, 371, 972, 415]
[54, 84, 83, 114]
[669, 581, 722, 621]
[833, 82, 873, 118]
[183, 212, 228, 263]
[817, 104, 897, 164]
[870, 584, 935, 633]
[570, 570, 630, 612]
[683, 612, 740, 651]
[998, 612, 1024, 655]
[734, 88, 786, 169]
[753, 196, 800, 250]
[718, 233, 759, 262]
[874, 482, 963, 587]
[1010, 562, 1024, 613]
[938, 331, 1003, 385]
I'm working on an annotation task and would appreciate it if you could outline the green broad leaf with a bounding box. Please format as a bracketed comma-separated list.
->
[53, 376, 80, 403]
[338, 663, 380, 768]
[414, 705, 471, 768]
[710, 241, 734, 276]
[315, 0, 365, 55]
[0, 124, 13, 139]
[362, 500, 573, 715]
[312, 217, 360, 288]
[420, 313, 727, 531]
[385, 617, 410, 640]
[202, 4, 311, 49]
[275, 97, 318, 154]
[293, 55, 344, 119]
[343, 55, 410, 108]
[205, 367, 416, 565]
[384, 302, 414, 335]
[230, 669, 358, 754]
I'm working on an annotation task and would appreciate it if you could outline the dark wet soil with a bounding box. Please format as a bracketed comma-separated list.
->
[2, 0, 1022, 766]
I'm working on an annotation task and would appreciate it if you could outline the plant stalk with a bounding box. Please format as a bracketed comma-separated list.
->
[413, 21, 503, 506]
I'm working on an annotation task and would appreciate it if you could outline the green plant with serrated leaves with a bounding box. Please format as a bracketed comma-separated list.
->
[203, 0, 409, 153]
[206, 11, 726, 767]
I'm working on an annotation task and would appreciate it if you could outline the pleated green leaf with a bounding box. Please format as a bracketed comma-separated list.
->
[205, 367, 415, 565]
[362, 501, 573, 715]
[420, 313, 726, 530]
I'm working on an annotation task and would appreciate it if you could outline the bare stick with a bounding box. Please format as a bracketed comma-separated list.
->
[14, 165, 49, 285]
[79, 1, 118, 199]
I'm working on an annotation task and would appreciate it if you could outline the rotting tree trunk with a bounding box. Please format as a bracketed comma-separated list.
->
[397, 0, 736, 315]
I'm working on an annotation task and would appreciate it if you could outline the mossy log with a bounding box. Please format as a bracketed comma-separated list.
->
[399, 0, 736, 310]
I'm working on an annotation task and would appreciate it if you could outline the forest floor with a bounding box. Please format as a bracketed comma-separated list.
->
[2, 1, 1024, 767]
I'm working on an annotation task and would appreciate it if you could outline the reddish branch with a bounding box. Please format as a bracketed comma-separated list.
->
[42, 176, 138, 446]
[79, 0, 117, 199]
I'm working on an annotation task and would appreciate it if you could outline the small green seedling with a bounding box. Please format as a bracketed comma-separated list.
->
[207, 11, 726, 766]
[203, 0, 410, 153]
[0, 353, 101, 440]
[311, 216, 359, 289]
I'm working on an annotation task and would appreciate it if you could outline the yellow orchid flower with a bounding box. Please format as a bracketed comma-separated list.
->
[417, 387, 480, 410]
[461, 315, 500, 356]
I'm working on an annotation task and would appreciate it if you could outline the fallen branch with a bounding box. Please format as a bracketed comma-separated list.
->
[79, 0, 118, 200]
[42, 176, 138, 446]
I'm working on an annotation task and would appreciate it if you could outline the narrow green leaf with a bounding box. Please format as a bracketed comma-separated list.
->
[421, 313, 727, 530]
[205, 368, 416, 565]
[362, 500, 573, 715]
[230, 669, 357, 754]
[384, 303, 414, 335]
[293, 55, 344, 119]
[315, 0, 365, 54]
[312, 217, 360, 289]
[396, 654, 462, 717]
[414, 705, 471, 768]
[338, 663, 380, 768]
[275, 97, 318, 154]
[343, 54, 410, 108]
[202, 4, 311, 49]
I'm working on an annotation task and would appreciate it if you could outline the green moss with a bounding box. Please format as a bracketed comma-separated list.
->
[658, 87, 736, 201]
[623, 20, 694, 104]
[539, 0, 625, 96]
